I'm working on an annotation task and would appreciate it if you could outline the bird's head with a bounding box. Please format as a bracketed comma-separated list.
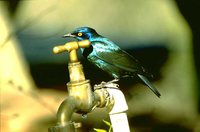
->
[63, 27, 99, 41]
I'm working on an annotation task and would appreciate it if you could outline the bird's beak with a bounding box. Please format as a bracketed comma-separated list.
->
[63, 33, 75, 38]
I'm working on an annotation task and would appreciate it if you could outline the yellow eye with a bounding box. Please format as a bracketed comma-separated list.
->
[78, 32, 83, 36]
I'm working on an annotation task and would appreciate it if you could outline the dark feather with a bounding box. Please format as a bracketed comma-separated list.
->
[137, 74, 161, 97]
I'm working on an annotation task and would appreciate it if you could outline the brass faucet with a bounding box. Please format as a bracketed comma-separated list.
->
[48, 40, 102, 132]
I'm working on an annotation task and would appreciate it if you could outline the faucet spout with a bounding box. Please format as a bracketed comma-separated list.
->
[56, 96, 77, 126]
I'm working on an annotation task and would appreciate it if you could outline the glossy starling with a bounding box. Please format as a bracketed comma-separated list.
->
[63, 27, 161, 97]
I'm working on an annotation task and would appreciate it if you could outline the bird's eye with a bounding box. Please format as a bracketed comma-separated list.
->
[77, 32, 83, 37]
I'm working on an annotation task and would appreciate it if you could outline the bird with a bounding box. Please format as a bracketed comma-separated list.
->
[63, 27, 161, 97]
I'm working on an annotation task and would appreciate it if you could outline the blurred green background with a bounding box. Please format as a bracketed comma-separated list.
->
[1, 0, 200, 132]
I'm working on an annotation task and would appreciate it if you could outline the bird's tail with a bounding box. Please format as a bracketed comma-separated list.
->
[137, 74, 161, 98]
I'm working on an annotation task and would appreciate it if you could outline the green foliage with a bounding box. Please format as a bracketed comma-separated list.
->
[93, 120, 112, 132]
[93, 128, 107, 132]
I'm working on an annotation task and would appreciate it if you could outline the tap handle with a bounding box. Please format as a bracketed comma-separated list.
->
[53, 40, 91, 54]
[53, 40, 91, 62]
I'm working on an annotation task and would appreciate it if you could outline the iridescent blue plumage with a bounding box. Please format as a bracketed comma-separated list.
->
[64, 27, 161, 97]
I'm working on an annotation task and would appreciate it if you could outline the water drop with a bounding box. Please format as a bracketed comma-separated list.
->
[82, 113, 87, 119]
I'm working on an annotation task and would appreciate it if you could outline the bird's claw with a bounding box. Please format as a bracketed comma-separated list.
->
[108, 79, 119, 83]
[94, 79, 119, 90]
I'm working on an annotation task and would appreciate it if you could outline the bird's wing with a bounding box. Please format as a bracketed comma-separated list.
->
[92, 41, 145, 74]
[92, 41, 161, 98]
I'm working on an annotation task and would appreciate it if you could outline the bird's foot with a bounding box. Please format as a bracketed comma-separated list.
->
[94, 79, 119, 90]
